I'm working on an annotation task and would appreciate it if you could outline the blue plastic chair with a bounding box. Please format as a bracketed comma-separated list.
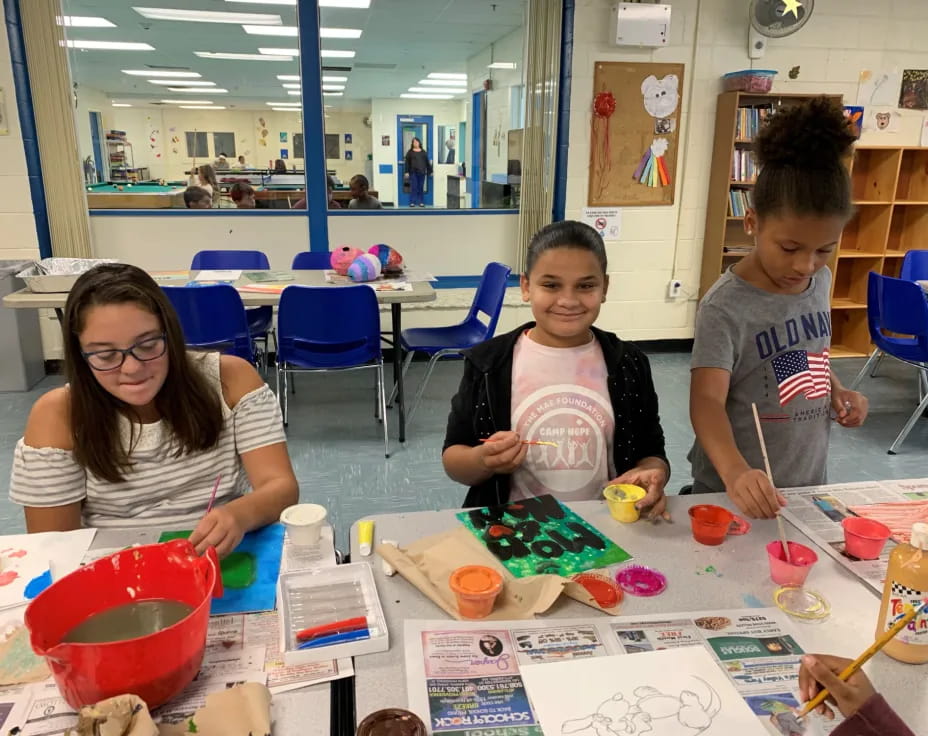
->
[292, 252, 331, 270]
[162, 284, 256, 364]
[390, 262, 511, 420]
[276, 285, 389, 457]
[850, 272, 928, 453]
[190, 250, 273, 363]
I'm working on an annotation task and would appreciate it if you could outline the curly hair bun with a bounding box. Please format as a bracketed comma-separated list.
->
[754, 96, 856, 171]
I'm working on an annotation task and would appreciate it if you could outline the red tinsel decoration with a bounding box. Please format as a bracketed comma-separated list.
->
[593, 91, 616, 170]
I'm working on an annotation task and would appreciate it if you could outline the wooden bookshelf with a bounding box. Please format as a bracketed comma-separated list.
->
[700, 91, 928, 357]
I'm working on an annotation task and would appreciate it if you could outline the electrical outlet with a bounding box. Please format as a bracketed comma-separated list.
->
[667, 280, 682, 299]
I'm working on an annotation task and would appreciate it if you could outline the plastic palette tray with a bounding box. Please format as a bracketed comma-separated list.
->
[277, 562, 388, 665]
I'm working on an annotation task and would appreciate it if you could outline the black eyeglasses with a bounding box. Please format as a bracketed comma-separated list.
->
[82, 334, 168, 371]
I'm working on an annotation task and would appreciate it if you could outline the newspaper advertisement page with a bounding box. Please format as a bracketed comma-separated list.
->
[406, 610, 833, 736]
[779, 481, 908, 593]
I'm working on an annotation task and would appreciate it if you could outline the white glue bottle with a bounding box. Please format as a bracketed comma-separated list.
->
[877, 521, 928, 663]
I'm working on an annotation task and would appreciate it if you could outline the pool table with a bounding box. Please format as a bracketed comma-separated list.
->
[85, 182, 186, 209]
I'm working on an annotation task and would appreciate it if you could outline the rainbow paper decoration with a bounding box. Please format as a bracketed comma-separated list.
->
[632, 138, 671, 189]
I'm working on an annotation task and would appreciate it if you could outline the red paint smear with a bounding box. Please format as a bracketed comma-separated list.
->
[488, 525, 514, 539]
[0, 571, 19, 586]
[7, 550, 26, 559]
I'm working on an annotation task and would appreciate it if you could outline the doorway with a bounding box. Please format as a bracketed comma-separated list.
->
[396, 115, 433, 207]
[89, 111, 105, 183]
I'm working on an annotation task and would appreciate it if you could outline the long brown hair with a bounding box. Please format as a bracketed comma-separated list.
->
[63, 264, 224, 482]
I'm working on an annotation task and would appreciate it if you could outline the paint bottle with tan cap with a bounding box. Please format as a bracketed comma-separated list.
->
[877, 521, 928, 663]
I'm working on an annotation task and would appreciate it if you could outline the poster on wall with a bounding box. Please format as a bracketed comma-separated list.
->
[899, 69, 928, 110]
[588, 61, 684, 206]
[280, 149, 288, 159]
[381, 135, 390, 146]
[843, 106, 864, 139]
[280, 131, 288, 143]
[345, 133, 353, 144]
[345, 150, 353, 161]
[581, 207, 622, 241]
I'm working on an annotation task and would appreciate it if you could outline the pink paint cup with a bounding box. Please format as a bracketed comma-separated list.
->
[766, 541, 818, 586]
[841, 517, 892, 560]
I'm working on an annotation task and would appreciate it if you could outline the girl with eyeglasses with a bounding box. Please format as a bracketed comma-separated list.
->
[9, 263, 298, 558]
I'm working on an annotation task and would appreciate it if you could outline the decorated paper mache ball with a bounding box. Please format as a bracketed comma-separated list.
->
[331, 246, 364, 275]
[348, 253, 382, 282]
[367, 244, 404, 271]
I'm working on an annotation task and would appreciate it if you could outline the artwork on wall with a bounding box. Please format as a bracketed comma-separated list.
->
[345, 150, 353, 161]
[588, 61, 684, 207]
[899, 69, 928, 110]
[843, 105, 864, 139]
[381, 135, 391, 146]
[345, 133, 353, 144]
[280, 131, 288, 143]
[856, 68, 902, 107]
[280, 149, 288, 159]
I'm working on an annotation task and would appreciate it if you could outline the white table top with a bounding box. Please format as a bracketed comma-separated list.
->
[2, 269, 436, 310]
[348, 493, 927, 732]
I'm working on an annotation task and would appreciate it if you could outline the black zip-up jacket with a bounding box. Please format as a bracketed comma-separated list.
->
[443, 322, 669, 507]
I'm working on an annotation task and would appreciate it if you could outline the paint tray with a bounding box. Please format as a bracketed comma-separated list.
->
[277, 562, 388, 665]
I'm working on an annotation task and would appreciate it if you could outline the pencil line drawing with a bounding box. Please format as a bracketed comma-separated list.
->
[560, 677, 721, 735]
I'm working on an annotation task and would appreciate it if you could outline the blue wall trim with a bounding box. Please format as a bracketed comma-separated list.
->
[5, 0, 51, 259]
[297, 0, 328, 253]
[552, 0, 574, 223]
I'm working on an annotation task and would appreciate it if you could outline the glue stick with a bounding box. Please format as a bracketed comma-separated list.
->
[358, 520, 374, 557]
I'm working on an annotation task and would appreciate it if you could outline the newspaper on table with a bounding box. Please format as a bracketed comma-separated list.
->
[779, 479, 926, 594]
[405, 609, 838, 736]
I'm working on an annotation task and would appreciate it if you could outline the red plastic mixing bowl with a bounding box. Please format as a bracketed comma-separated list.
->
[25, 539, 222, 709]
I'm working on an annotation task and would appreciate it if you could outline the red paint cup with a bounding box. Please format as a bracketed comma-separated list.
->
[766, 541, 818, 586]
[688, 504, 750, 546]
[842, 517, 892, 560]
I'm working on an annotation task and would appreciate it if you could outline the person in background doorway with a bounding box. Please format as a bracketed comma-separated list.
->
[230, 182, 256, 209]
[184, 186, 212, 210]
[237, 155, 247, 169]
[348, 174, 383, 210]
[214, 152, 230, 171]
[404, 137, 432, 207]
[273, 159, 287, 174]
[188, 164, 220, 207]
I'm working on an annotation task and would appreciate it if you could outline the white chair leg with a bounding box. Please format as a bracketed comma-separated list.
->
[870, 351, 885, 378]
[378, 363, 390, 458]
[849, 349, 882, 391]
[408, 349, 456, 423]
[387, 350, 415, 408]
[888, 374, 928, 455]
[375, 367, 383, 421]
[282, 367, 290, 426]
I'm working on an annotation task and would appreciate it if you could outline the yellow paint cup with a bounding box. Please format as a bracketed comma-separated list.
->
[603, 484, 647, 523]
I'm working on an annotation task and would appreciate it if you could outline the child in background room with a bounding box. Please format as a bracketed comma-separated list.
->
[230, 181, 257, 209]
[187, 164, 220, 207]
[348, 174, 383, 210]
[237, 154, 247, 169]
[184, 186, 212, 210]
[9, 264, 298, 557]
[273, 159, 287, 174]
[689, 98, 868, 519]
[798, 654, 913, 736]
[443, 221, 670, 518]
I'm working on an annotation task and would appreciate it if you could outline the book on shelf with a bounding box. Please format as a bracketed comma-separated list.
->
[723, 245, 753, 255]
[727, 188, 754, 217]
[731, 149, 758, 183]
[735, 105, 773, 141]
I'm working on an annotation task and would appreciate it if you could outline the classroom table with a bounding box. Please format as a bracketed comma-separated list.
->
[2, 269, 435, 444]
[347, 493, 927, 732]
[331, 188, 379, 204]
[84, 182, 186, 209]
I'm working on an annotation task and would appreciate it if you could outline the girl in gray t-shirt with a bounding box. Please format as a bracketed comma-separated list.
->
[689, 98, 869, 519]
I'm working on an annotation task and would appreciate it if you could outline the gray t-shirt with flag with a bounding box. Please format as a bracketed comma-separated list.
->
[688, 267, 833, 492]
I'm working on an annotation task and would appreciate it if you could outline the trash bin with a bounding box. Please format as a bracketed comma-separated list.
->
[0, 261, 45, 391]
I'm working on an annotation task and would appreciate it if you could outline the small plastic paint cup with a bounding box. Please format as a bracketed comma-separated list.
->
[766, 541, 818, 586]
[603, 484, 647, 523]
[449, 565, 503, 619]
[280, 503, 327, 546]
[688, 504, 734, 545]
[841, 517, 892, 560]
[356, 708, 427, 736]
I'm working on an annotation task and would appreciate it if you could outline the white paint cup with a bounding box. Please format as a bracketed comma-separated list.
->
[280, 503, 327, 546]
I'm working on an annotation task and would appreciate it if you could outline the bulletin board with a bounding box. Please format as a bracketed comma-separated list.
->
[588, 61, 684, 207]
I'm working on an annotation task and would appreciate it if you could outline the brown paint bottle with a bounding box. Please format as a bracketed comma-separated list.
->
[877, 522, 928, 663]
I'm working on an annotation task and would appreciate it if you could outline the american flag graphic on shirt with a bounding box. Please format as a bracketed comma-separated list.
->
[771, 348, 831, 406]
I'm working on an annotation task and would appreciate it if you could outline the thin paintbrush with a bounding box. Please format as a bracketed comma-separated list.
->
[479, 438, 558, 448]
[751, 402, 791, 563]
[205, 473, 222, 515]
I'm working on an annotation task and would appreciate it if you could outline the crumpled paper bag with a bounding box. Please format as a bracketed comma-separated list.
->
[158, 683, 271, 736]
[377, 526, 622, 620]
[66, 695, 158, 736]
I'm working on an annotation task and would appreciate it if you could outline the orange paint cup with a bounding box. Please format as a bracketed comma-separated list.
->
[688, 504, 751, 546]
[449, 565, 503, 619]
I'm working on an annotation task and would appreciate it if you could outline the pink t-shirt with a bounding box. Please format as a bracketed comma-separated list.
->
[509, 331, 614, 502]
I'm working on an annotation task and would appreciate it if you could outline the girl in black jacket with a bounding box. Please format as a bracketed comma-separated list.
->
[443, 221, 670, 517]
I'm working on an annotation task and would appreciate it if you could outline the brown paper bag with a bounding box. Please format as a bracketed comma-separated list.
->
[377, 527, 621, 620]
[67, 695, 159, 736]
[157, 683, 271, 736]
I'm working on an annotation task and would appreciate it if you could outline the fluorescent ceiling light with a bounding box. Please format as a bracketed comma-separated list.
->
[323, 75, 347, 82]
[277, 75, 300, 81]
[166, 87, 229, 93]
[58, 16, 115, 28]
[66, 40, 154, 50]
[111, 103, 132, 107]
[282, 83, 301, 89]
[195, 51, 292, 61]
[322, 84, 344, 91]
[259, 47, 299, 56]
[408, 87, 462, 94]
[180, 105, 227, 110]
[266, 101, 301, 106]
[402, 93, 452, 99]
[161, 99, 212, 104]
[323, 92, 344, 97]
[242, 24, 297, 36]
[123, 69, 200, 78]
[488, 62, 517, 69]
[320, 28, 363, 39]
[418, 78, 466, 87]
[271, 107, 301, 112]
[427, 72, 466, 80]
[321, 49, 355, 58]
[132, 8, 282, 24]
[287, 90, 302, 95]
[148, 79, 216, 86]
[226, 0, 296, 4]
[227, 0, 372, 6]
